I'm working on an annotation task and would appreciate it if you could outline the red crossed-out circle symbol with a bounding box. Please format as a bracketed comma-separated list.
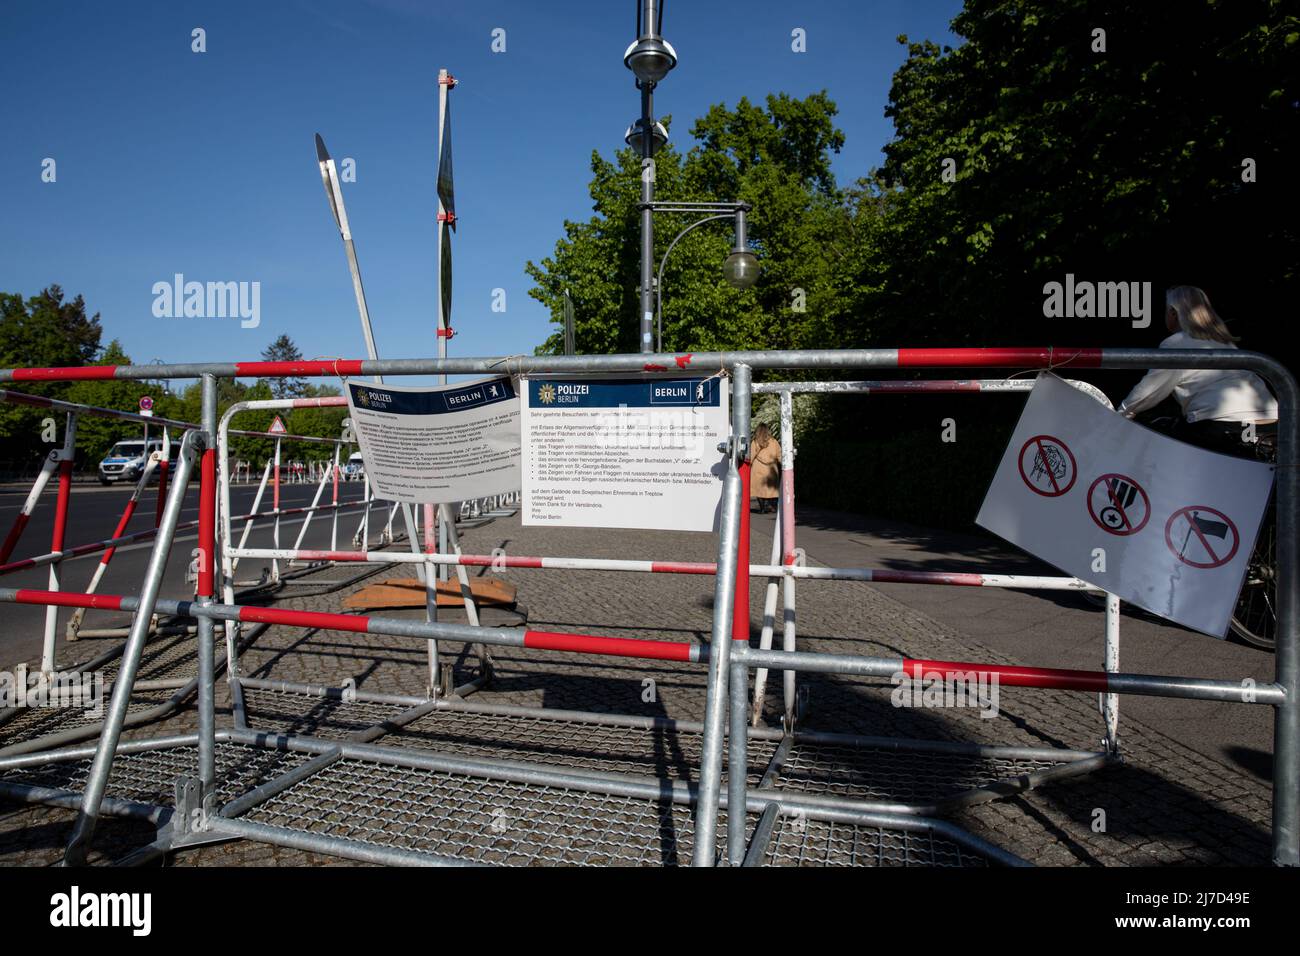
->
[1087, 473, 1150, 536]
[1164, 506, 1239, 569]
[1018, 435, 1076, 497]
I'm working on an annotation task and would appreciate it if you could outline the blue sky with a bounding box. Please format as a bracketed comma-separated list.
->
[1, 0, 960, 379]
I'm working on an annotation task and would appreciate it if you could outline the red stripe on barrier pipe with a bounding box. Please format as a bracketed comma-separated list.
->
[871, 569, 987, 586]
[50, 460, 72, 552]
[902, 658, 1109, 692]
[781, 466, 796, 566]
[524, 630, 695, 662]
[102, 498, 139, 564]
[0, 512, 31, 565]
[734, 460, 751, 641]
[197, 448, 216, 597]
[234, 360, 365, 377]
[649, 561, 716, 574]
[290, 549, 368, 562]
[453, 555, 541, 568]
[13, 589, 125, 611]
[11, 366, 120, 381]
[293, 396, 348, 408]
[896, 347, 1103, 368]
[238, 606, 371, 633]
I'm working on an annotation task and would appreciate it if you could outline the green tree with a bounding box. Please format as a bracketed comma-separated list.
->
[528, 93, 868, 356]
[865, 0, 1299, 356]
[261, 334, 307, 399]
[0, 286, 104, 470]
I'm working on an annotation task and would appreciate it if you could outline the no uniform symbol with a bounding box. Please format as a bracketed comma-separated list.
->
[1087, 473, 1149, 536]
[1165, 506, 1239, 569]
[1018, 435, 1076, 497]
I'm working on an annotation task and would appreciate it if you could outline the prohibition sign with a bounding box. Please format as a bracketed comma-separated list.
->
[1018, 435, 1076, 497]
[1087, 473, 1150, 535]
[1164, 506, 1239, 569]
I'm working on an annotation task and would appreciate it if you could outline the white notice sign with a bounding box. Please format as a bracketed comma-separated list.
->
[521, 376, 729, 531]
[345, 376, 520, 504]
[977, 373, 1275, 637]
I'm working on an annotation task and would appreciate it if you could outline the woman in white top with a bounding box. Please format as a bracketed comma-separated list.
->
[1120, 286, 1277, 455]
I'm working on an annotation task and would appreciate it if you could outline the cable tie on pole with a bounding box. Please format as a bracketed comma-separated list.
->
[439, 74, 458, 88]
[313, 356, 350, 385]
[437, 328, 454, 339]
[437, 212, 457, 225]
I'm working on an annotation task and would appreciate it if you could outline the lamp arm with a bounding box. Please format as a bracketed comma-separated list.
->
[655, 213, 735, 352]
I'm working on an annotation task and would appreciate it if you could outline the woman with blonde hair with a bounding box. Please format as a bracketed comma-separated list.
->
[748, 423, 781, 514]
[1120, 285, 1277, 453]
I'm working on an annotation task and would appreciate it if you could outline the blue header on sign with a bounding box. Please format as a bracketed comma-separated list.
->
[349, 377, 516, 415]
[529, 377, 720, 409]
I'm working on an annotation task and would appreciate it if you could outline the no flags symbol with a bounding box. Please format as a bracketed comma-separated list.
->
[1165, 506, 1239, 569]
[1018, 435, 1076, 497]
[1087, 473, 1150, 536]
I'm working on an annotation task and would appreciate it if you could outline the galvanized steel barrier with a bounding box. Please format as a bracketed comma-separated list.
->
[0, 346, 1293, 867]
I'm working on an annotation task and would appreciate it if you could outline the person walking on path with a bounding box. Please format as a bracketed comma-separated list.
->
[749, 423, 781, 514]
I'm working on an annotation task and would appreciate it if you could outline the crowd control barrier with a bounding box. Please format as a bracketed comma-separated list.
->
[747, 378, 1121, 745]
[0, 346, 1292, 868]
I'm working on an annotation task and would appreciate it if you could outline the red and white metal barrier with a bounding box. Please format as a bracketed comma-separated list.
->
[746, 377, 1120, 743]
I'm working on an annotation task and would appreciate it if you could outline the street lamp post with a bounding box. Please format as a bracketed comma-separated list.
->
[624, 1, 758, 353]
[624, 0, 676, 353]
[652, 202, 757, 352]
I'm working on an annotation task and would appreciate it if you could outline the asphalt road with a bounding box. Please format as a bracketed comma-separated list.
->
[0, 478, 376, 670]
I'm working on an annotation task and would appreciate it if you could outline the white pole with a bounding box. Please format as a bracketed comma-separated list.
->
[436, 67, 452, 584]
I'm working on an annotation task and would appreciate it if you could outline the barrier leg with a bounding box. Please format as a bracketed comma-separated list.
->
[290, 456, 333, 553]
[0, 451, 59, 565]
[440, 502, 491, 682]
[750, 494, 784, 725]
[67, 455, 159, 640]
[330, 447, 340, 551]
[197, 375, 218, 792]
[41, 413, 76, 676]
[229, 460, 271, 578]
[1103, 593, 1120, 753]
[783, 564, 797, 727]
[63, 428, 200, 866]
[693, 362, 750, 866]
[778, 389, 798, 725]
[727, 657, 749, 865]
[271, 437, 281, 583]
[423, 502, 441, 696]
[1272, 377, 1299, 865]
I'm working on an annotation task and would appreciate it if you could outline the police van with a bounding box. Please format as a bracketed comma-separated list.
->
[98, 439, 164, 485]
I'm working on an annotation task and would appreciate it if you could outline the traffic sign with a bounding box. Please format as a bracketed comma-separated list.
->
[1165, 506, 1240, 569]
[1087, 473, 1150, 536]
[1018, 435, 1076, 497]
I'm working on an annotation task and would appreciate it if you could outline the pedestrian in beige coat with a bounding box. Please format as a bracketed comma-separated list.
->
[749, 423, 781, 514]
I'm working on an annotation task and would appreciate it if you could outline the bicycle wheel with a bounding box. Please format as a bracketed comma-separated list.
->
[1229, 502, 1276, 651]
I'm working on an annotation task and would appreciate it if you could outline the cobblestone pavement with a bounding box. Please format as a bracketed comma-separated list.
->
[0, 511, 1277, 866]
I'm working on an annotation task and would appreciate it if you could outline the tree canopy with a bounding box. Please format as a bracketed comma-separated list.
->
[529, 0, 1297, 362]
[0, 301, 346, 475]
